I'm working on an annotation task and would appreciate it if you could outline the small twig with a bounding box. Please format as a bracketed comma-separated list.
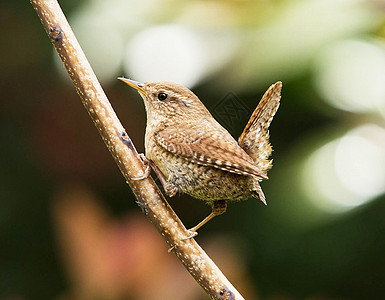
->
[30, 0, 244, 299]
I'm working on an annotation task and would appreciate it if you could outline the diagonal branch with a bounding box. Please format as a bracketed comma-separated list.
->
[30, 0, 244, 299]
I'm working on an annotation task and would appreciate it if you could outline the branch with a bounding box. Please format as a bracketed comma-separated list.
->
[30, 0, 245, 299]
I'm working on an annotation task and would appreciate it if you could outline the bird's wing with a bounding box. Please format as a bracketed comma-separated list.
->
[155, 118, 267, 179]
[238, 82, 282, 175]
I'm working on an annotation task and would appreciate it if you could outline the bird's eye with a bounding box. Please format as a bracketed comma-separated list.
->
[158, 93, 168, 101]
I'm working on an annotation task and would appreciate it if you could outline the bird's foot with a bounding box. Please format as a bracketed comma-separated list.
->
[181, 229, 198, 241]
[130, 153, 151, 181]
[164, 182, 178, 197]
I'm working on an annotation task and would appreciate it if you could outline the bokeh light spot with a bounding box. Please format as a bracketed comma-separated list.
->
[53, 10, 124, 85]
[314, 39, 385, 115]
[123, 25, 205, 87]
[302, 124, 385, 212]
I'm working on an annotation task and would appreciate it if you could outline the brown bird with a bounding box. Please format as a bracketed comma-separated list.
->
[119, 78, 281, 237]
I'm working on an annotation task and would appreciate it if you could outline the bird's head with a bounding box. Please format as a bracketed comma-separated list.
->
[118, 78, 210, 123]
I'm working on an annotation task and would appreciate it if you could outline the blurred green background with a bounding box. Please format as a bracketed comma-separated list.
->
[1, 0, 385, 299]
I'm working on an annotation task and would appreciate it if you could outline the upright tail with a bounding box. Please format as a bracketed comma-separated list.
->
[238, 82, 282, 177]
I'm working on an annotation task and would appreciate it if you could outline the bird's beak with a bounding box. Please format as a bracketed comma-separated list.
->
[118, 77, 146, 95]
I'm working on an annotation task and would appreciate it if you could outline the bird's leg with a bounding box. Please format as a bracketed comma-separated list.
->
[129, 153, 151, 180]
[128, 151, 178, 197]
[184, 200, 227, 239]
[118, 131, 174, 194]
[146, 158, 178, 197]
[119, 130, 178, 196]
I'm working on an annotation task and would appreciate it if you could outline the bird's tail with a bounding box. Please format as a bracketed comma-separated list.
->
[238, 82, 282, 176]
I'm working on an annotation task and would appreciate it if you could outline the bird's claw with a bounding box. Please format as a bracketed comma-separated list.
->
[130, 153, 151, 181]
[181, 230, 198, 241]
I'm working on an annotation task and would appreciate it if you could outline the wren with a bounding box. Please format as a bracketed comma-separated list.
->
[119, 77, 282, 237]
